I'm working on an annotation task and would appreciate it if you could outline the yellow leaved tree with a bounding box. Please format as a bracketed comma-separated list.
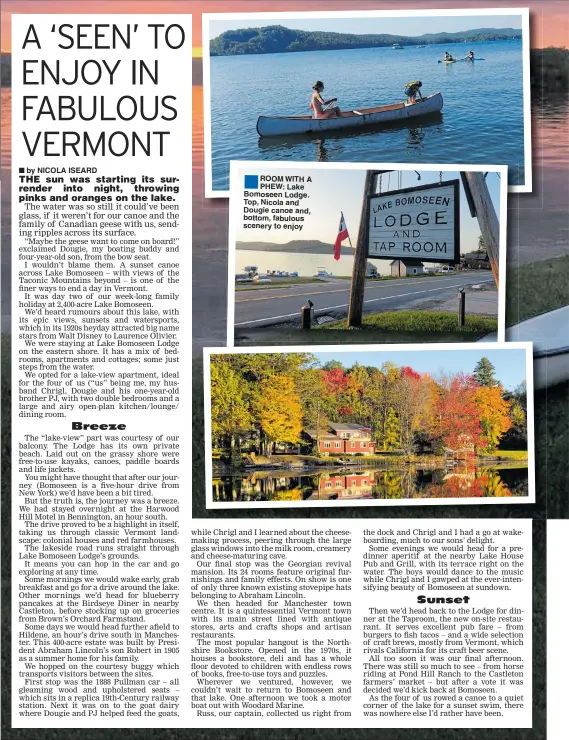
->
[257, 375, 303, 456]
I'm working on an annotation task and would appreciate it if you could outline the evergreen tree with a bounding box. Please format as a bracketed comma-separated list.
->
[473, 357, 497, 387]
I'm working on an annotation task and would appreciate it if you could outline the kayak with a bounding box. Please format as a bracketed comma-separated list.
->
[256, 92, 443, 138]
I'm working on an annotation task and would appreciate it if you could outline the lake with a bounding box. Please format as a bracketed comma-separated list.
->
[212, 464, 528, 503]
[236, 247, 390, 278]
[209, 40, 526, 192]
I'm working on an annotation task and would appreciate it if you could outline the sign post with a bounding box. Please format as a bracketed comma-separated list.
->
[461, 172, 500, 287]
[347, 170, 384, 328]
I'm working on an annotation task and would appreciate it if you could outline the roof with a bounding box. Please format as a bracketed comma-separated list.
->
[304, 429, 337, 440]
[390, 258, 424, 267]
[329, 423, 371, 432]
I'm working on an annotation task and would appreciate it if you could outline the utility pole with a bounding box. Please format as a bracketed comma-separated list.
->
[462, 172, 500, 287]
[347, 170, 389, 327]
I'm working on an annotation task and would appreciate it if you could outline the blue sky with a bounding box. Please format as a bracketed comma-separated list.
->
[312, 348, 527, 390]
[209, 15, 522, 41]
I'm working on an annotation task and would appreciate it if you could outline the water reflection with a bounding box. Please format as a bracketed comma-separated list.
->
[212, 464, 528, 502]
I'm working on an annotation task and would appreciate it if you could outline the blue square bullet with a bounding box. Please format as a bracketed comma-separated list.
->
[244, 175, 259, 189]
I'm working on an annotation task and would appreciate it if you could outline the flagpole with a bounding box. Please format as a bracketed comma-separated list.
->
[342, 211, 353, 248]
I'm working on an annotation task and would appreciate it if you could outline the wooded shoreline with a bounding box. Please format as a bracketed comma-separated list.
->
[210, 25, 522, 56]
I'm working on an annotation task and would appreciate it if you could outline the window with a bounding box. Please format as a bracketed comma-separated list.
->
[351, 442, 356, 449]
[336, 481, 342, 488]
[324, 442, 331, 449]
[361, 442, 367, 448]
[335, 442, 341, 449]
[325, 481, 332, 488]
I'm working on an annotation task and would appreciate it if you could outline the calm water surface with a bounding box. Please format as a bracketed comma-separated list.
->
[213, 465, 528, 502]
[236, 247, 391, 277]
[210, 41, 526, 191]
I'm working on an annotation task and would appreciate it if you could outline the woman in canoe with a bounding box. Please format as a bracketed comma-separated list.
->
[463, 50, 475, 61]
[310, 81, 342, 119]
[444, 51, 455, 62]
[404, 80, 423, 104]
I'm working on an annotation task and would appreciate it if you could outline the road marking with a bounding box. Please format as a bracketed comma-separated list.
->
[235, 276, 487, 303]
[234, 280, 493, 326]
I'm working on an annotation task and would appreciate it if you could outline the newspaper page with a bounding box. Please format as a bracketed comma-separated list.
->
[3, 1, 568, 739]
[10, 13, 192, 728]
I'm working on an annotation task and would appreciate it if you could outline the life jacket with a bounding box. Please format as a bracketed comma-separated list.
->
[405, 81, 421, 90]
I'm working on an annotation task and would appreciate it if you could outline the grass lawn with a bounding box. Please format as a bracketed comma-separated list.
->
[506, 255, 569, 325]
[494, 450, 529, 461]
[313, 310, 497, 337]
[235, 311, 497, 346]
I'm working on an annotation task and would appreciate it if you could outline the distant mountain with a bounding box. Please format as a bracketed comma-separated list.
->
[237, 239, 354, 256]
[210, 25, 522, 56]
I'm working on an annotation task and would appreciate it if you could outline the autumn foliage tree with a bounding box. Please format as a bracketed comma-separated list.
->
[432, 374, 484, 451]
[257, 375, 303, 456]
[474, 385, 512, 452]
[210, 360, 252, 458]
[209, 352, 525, 463]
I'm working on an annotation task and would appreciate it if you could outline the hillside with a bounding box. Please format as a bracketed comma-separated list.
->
[237, 239, 354, 256]
[210, 25, 522, 56]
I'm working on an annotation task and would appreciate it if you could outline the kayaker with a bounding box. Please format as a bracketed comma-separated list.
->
[463, 50, 475, 60]
[444, 51, 455, 62]
[310, 81, 341, 119]
[404, 80, 423, 104]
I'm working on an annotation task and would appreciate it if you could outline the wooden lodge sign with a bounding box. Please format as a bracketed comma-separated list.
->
[367, 180, 460, 263]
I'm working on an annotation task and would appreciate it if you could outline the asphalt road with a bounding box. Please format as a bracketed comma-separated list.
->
[234, 272, 494, 327]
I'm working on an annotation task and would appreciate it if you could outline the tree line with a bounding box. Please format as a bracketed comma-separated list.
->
[210, 25, 522, 56]
[210, 353, 527, 461]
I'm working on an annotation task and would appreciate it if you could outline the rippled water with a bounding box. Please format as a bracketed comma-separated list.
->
[210, 40, 526, 191]
[213, 464, 529, 502]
